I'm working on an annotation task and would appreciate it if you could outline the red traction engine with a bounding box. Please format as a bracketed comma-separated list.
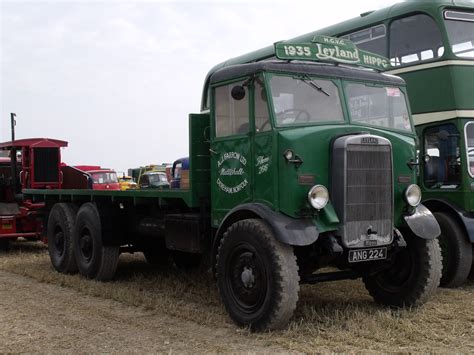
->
[0, 138, 67, 250]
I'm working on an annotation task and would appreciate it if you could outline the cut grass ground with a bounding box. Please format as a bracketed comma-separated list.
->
[1, 240, 473, 353]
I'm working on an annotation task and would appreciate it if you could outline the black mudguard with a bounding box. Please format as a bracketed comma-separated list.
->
[216, 203, 319, 247]
[403, 204, 441, 240]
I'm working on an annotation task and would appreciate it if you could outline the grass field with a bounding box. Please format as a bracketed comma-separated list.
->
[1, 240, 473, 353]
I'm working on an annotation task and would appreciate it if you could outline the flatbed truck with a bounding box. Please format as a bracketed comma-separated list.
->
[22, 36, 442, 331]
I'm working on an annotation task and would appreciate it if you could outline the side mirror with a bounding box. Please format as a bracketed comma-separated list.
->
[231, 86, 246, 100]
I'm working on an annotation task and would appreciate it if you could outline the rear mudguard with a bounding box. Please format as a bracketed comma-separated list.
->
[403, 204, 441, 240]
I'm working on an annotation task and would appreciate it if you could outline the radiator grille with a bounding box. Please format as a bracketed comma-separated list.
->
[345, 144, 392, 246]
[34, 148, 59, 182]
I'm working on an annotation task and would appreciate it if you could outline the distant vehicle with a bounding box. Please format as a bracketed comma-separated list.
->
[88, 170, 120, 190]
[138, 171, 169, 189]
[118, 175, 137, 191]
[170, 157, 189, 189]
[74, 166, 120, 191]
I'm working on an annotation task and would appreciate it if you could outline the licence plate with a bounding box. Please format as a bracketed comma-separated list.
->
[1, 223, 12, 230]
[348, 247, 387, 263]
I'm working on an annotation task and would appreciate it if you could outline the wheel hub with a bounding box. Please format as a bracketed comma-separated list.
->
[241, 266, 255, 288]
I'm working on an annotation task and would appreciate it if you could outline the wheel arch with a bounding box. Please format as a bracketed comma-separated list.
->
[211, 203, 318, 274]
[423, 198, 474, 243]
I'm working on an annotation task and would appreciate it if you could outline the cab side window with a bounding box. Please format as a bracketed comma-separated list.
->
[424, 124, 461, 188]
[254, 79, 271, 133]
[215, 81, 249, 137]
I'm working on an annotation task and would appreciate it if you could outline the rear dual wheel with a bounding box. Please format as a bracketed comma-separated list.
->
[73, 203, 119, 281]
[47, 203, 78, 273]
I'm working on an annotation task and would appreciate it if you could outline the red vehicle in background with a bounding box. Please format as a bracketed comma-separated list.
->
[0, 138, 67, 250]
[74, 166, 120, 191]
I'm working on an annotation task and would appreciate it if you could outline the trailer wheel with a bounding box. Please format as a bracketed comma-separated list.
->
[172, 251, 202, 270]
[47, 203, 78, 273]
[73, 203, 119, 281]
[363, 234, 441, 308]
[434, 212, 473, 288]
[216, 219, 299, 331]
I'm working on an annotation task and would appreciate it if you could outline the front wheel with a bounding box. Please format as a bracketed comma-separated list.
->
[363, 234, 441, 308]
[216, 219, 300, 331]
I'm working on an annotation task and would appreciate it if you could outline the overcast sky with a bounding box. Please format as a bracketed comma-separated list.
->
[1, 0, 394, 173]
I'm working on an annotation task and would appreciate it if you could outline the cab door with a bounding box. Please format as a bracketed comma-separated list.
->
[210, 79, 253, 227]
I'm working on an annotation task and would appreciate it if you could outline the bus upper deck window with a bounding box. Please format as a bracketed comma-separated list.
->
[389, 14, 443, 66]
[444, 10, 474, 59]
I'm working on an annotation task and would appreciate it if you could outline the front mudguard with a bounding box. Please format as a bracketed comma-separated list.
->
[403, 204, 441, 240]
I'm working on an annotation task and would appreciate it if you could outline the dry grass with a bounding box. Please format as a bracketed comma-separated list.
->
[1, 240, 473, 353]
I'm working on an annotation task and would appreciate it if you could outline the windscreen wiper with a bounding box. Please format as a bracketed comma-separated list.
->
[302, 74, 330, 96]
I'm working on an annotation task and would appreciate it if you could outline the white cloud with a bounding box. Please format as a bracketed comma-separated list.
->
[2, 0, 398, 172]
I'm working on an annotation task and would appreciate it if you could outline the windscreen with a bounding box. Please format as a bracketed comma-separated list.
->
[91, 172, 118, 184]
[346, 83, 413, 133]
[268, 75, 344, 126]
[445, 10, 474, 58]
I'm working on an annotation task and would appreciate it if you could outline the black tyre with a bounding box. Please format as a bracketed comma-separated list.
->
[143, 242, 170, 267]
[172, 250, 202, 270]
[216, 219, 299, 331]
[73, 203, 119, 281]
[434, 212, 472, 288]
[47, 203, 78, 273]
[363, 234, 441, 308]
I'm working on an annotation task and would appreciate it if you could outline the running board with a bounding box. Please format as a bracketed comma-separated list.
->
[301, 270, 360, 284]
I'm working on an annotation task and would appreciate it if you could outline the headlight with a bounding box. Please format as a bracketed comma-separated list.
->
[307, 185, 329, 210]
[405, 184, 421, 207]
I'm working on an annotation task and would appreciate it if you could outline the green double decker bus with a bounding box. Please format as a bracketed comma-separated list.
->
[294, 0, 474, 287]
[206, 0, 474, 288]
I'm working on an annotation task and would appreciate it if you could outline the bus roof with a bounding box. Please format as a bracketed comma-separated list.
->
[201, 0, 474, 109]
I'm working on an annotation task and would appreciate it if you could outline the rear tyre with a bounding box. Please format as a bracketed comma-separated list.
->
[216, 219, 299, 331]
[172, 250, 202, 270]
[47, 203, 78, 273]
[434, 212, 472, 288]
[363, 234, 441, 308]
[73, 203, 119, 281]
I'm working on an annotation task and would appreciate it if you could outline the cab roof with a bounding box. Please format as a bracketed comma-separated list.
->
[209, 60, 405, 87]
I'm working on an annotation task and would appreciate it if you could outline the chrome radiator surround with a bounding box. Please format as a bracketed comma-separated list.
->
[331, 134, 394, 248]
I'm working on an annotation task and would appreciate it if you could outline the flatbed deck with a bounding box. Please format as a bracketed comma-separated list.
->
[23, 188, 194, 207]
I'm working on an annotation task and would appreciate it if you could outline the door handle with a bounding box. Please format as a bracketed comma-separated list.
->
[209, 148, 218, 155]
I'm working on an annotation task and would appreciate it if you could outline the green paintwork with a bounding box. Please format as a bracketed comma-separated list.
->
[209, 70, 417, 231]
[275, 36, 390, 71]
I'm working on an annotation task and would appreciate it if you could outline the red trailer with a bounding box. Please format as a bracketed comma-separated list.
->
[0, 138, 67, 250]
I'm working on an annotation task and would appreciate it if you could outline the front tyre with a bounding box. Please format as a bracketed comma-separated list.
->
[73, 203, 119, 281]
[216, 219, 299, 331]
[363, 235, 441, 308]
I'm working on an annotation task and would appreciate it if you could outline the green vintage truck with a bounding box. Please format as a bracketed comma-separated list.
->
[24, 36, 442, 331]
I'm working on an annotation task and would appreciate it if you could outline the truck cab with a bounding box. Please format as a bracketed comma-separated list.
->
[206, 38, 442, 330]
